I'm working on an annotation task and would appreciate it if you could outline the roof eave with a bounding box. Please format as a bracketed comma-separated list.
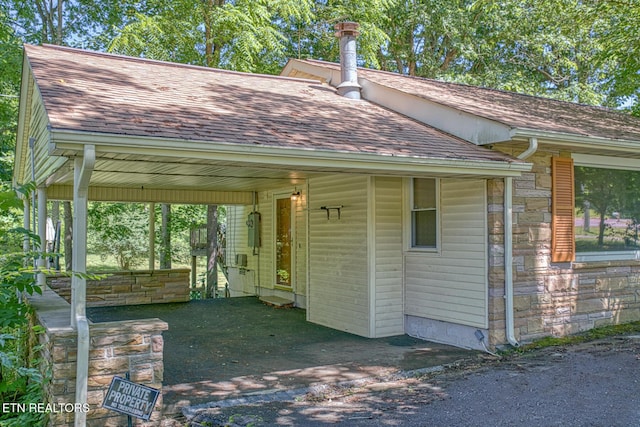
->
[50, 128, 531, 178]
[13, 52, 34, 188]
[510, 128, 640, 154]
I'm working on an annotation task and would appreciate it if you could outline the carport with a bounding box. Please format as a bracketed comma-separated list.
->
[86, 297, 475, 413]
[16, 44, 524, 425]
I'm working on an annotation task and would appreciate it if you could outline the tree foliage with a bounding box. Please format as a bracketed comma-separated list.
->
[88, 202, 150, 270]
[2, 0, 638, 111]
[590, 0, 640, 113]
[575, 167, 640, 248]
[0, 3, 21, 183]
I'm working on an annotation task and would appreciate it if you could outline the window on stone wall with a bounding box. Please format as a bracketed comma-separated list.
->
[574, 166, 640, 254]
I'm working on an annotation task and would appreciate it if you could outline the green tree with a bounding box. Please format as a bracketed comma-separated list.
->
[88, 202, 149, 270]
[108, 0, 315, 71]
[0, 4, 21, 183]
[155, 204, 208, 266]
[589, 0, 640, 114]
[381, 0, 476, 76]
[440, 0, 618, 105]
[0, 184, 45, 427]
[575, 167, 640, 247]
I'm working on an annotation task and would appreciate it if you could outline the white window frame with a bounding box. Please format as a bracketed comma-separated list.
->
[572, 153, 640, 263]
[404, 177, 440, 252]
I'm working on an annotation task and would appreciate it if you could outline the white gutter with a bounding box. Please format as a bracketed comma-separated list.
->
[504, 137, 539, 347]
[71, 145, 94, 427]
[49, 129, 531, 178]
[511, 128, 640, 153]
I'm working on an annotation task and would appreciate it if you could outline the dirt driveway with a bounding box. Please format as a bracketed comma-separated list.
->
[181, 334, 640, 426]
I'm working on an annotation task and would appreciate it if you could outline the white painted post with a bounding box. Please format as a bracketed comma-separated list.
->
[149, 202, 155, 270]
[23, 198, 30, 254]
[71, 145, 94, 427]
[37, 186, 47, 288]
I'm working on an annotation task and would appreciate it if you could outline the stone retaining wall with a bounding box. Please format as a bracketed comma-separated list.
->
[47, 269, 190, 307]
[28, 290, 168, 426]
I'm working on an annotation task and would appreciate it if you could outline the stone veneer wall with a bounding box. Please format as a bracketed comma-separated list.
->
[47, 269, 190, 307]
[488, 147, 640, 346]
[28, 290, 168, 426]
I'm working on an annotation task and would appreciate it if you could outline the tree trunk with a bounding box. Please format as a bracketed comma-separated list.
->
[63, 201, 72, 271]
[56, 0, 63, 44]
[206, 205, 218, 298]
[160, 204, 171, 269]
[598, 211, 607, 247]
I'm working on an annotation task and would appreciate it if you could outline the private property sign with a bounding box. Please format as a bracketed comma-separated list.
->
[103, 376, 160, 421]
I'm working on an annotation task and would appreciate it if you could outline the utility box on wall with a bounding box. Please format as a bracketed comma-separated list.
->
[247, 212, 261, 248]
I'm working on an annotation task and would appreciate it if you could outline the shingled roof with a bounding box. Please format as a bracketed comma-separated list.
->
[291, 59, 640, 144]
[23, 44, 522, 165]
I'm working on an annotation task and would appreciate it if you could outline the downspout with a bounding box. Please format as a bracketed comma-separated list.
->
[518, 137, 538, 161]
[503, 177, 518, 347]
[71, 145, 95, 427]
[504, 137, 538, 347]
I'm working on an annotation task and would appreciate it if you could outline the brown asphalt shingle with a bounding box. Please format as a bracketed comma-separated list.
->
[298, 59, 640, 143]
[25, 44, 520, 164]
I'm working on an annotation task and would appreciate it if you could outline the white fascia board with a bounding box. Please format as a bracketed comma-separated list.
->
[281, 60, 334, 84]
[50, 129, 531, 177]
[359, 79, 514, 146]
[572, 153, 640, 171]
[510, 128, 640, 154]
[14, 58, 33, 187]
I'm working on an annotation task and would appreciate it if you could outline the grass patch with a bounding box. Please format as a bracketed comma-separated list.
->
[515, 321, 640, 353]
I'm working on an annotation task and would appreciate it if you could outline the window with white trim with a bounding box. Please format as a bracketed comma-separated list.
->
[574, 166, 640, 255]
[410, 178, 438, 249]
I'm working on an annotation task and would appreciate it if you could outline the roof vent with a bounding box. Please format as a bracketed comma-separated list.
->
[334, 22, 361, 100]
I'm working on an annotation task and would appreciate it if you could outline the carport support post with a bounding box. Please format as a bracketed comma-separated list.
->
[71, 145, 94, 427]
[149, 202, 155, 270]
[37, 186, 47, 288]
[23, 198, 30, 255]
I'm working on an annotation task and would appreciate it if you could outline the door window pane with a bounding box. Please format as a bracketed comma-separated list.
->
[276, 197, 292, 286]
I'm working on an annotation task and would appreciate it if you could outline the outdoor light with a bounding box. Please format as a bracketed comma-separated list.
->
[291, 191, 300, 201]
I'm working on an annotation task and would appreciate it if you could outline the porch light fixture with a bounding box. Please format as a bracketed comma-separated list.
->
[291, 191, 300, 201]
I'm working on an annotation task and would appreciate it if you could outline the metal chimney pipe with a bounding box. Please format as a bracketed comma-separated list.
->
[334, 22, 361, 100]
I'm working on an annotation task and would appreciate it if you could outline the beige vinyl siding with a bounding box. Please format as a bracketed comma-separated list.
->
[405, 179, 488, 329]
[373, 177, 404, 337]
[226, 189, 308, 299]
[257, 192, 273, 289]
[226, 205, 253, 269]
[308, 175, 370, 337]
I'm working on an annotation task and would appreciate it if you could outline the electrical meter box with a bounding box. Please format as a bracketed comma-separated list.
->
[246, 212, 261, 248]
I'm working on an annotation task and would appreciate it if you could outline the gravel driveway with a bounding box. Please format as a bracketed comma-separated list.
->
[175, 334, 640, 426]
